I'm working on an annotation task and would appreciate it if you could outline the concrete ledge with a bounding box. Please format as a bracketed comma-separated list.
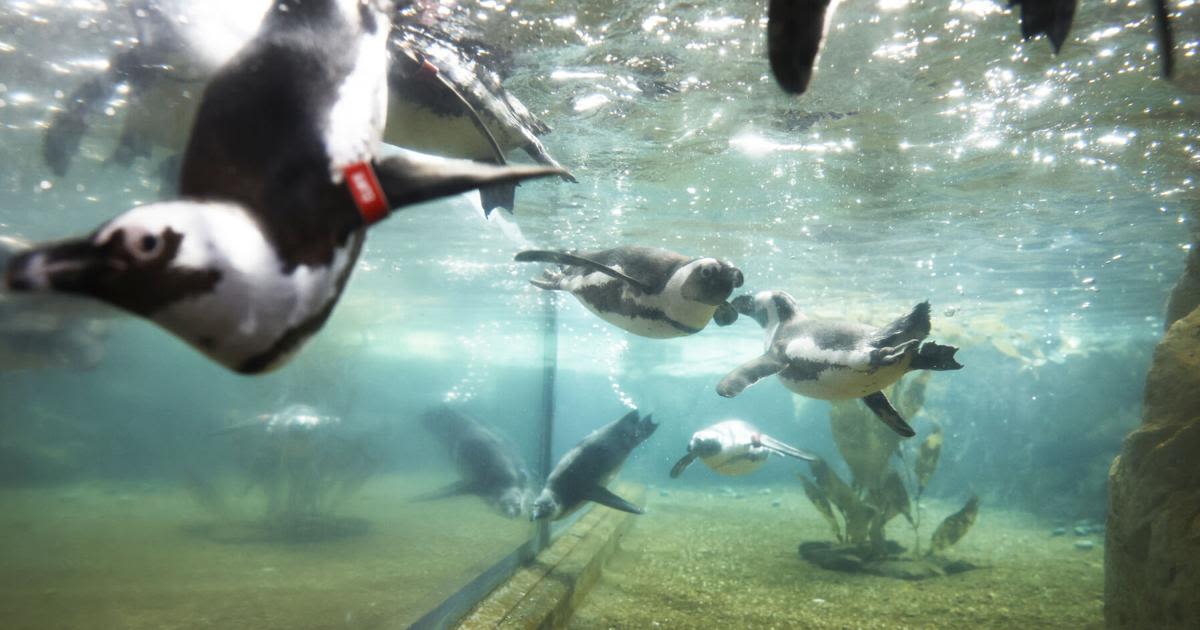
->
[457, 482, 645, 630]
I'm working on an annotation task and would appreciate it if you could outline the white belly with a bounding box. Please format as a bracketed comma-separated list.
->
[702, 446, 768, 476]
[779, 358, 911, 400]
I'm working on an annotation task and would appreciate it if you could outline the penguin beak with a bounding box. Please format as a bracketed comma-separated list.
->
[4, 236, 113, 294]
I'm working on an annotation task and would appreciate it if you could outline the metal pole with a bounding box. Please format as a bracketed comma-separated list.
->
[535, 295, 558, 551]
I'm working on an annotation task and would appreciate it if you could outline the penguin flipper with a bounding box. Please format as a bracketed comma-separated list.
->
[373, 152, 565, 217]
[713, 302, 739, 326]
[766, 0, 830, 95]
[861, 391, 916, 438]
[411, 479, 478, 502]
[669, 452, 697, 478]
[514, 250, 653, 292]
[717, 354, 786, 397]
[757, 434, 819, 462]
[585, 485, 643, 515]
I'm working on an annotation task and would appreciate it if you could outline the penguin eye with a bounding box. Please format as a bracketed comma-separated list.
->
[701, 265, 715, 279]
[125, 228, 165, 262]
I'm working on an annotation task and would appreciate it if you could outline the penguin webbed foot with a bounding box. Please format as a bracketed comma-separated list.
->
[912, 341, 964, 371]
[869, 339, 920, 368]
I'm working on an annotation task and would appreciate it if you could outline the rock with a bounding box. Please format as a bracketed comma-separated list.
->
[658, 489, 670, 497]
[771, 499, 782, 508]
[1074, 525, 1090, 536]
[1163, 243, 1199, 330]
[1052, 527, 1067, 537]
[1076, 540, 1095, 551]
[798, 541, 865, 572]
[1107, 308, 1200, 629]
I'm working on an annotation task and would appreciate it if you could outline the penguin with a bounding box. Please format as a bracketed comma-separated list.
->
[515, 246, 745, 338]
[669, 419, 817, 478]
[5, 0, 563, 374]
[41, 0, 571, 212]
[417, 406, 534, 519]
[530, 409, 657, 521]
[717, 291, 963, 437]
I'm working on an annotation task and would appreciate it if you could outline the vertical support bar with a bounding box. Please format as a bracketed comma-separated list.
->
[535, 294, 558, 551]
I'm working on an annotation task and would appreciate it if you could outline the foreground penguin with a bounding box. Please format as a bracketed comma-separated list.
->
[418, 407, 534, 519]
[5, 0, 562, 374]
[531, 409, 657, 521]
[41, 0, 571, 212]
[718, 291, 963, 437]
[515, 246, 745, 338]
[669, 419, 817, 478]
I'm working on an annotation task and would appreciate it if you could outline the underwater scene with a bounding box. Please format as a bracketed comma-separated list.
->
[0, 0, 1197, 628]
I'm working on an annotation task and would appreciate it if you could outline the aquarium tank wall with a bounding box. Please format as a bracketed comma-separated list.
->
[1, 0, 1197, 629]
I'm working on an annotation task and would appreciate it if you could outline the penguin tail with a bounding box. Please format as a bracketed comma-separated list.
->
[911, 342, 963, 371]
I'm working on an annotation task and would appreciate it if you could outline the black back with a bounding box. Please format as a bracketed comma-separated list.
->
[179, 0, 374, 269]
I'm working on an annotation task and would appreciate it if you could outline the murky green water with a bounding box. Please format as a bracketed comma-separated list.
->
[0, 0, 1196, 628]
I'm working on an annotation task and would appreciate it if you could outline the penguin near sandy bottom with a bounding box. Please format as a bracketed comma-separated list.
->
[669, 419, 817, 478]
[5, 0, 563, 375]
[515, 246, 745, 338]
[531, 409, 658, 521]
[417, 406, 534, 519]
[717, 291, 963, 437]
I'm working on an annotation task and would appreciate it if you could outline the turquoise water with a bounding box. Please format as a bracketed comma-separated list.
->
[0, 0, 1197, 628]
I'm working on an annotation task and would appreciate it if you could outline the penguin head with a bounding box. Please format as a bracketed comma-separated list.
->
[688, 431, 724, 458]
[679, 258, 744, 306]
[4, 200, 357, 373]
[530, 489, 561, 521]
[731, 290, 798, 328]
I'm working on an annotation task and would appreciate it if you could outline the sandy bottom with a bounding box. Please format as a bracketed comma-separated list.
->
[0, 474, 531, 630]
[568, 486, 1104, 630]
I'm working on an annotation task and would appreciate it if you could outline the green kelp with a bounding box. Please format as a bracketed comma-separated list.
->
[930, 495, 981, 554]
[797, 473, 842, 542]
[796, 373, 980, 579]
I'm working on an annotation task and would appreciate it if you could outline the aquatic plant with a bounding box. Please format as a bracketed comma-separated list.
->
[797, 373, 980, 576]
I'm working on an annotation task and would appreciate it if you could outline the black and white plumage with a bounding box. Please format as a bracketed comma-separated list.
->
[717, 291, 963, 437]
[515, 246, 745, 338]
[5, 0, 562, 374]
[530, 409, 657, 521]
[41, 0, 571, 212]
[669, 419, 816, 479]
[418, 407, 534, 519]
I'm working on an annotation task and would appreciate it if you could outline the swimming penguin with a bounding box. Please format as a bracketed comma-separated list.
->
[418, 406, 534, 519]
[41, 0, 571, 212]
[669, 419, 817, 478]
[515, 246, 745, 338]
[6, 0, 563, 374]
[531, 409, 657, 521]
[717, 291, 963, 437]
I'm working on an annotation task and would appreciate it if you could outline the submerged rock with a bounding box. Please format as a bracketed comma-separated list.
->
[1107, 308, 1200, 629]
[1052, 527, 1067, 537]
[1075, 540, 1095, 551]
[798, 541, 976, 581]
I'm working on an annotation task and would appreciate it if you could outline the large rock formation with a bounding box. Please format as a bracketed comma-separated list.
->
[1163, 243, 1199, 330]
[1106, 308, 1200, 628]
